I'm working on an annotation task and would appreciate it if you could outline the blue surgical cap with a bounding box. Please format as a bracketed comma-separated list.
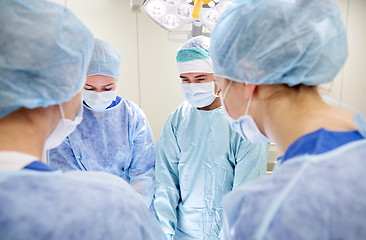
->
[87, 39, 122, 80]
[210, 0, 348, 86]
[0, 0, 94, 119]
[176, 36, 213, 74]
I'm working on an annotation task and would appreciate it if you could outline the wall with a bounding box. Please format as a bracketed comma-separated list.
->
[137, 13, 185, 141]
[50, 0, 366, 143]
[50, 0, 184, 141]
[340, 0, 366, 113]
[323, 0, 366, 114]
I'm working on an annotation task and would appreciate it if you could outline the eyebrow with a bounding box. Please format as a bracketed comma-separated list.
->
[179, 74, 208, 79]
[85, 83, 114, 87]
[194, 75, 208, 78]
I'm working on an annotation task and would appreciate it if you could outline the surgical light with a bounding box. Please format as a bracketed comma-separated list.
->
[147, 2, 166, 16]
[164, 0, 179, 5]
[203, 10, 219, 24]
[164, 15, 180, 28]
[177, 5, 192, 18]
[192, 0, 207, 19]
[207, 1, 215, 8]
[219, 1, 232, 13]
[142, 0, 233, 32]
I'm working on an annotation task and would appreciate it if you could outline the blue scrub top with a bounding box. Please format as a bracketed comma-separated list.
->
[48, 96, 156, 208]
[23, 161, 54, 171]
[2, 162, 167, 240]
[282, 128, 364, 164]
[220, 114, 366, 240]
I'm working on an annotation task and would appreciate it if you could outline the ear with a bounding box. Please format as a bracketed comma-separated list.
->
[244, 83, 256, 100]
[214, 84, 221, 95]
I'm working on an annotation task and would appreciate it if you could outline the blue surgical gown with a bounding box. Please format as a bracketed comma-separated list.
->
[48, 97, 156, 207]
[0, 164, 166, 239]
[221, 114, 366, 240]
[154, 101, 269, 240]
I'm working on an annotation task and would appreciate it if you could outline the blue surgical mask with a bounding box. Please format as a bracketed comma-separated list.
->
[181, 82, 217, 108]
[83, 90, 117, 112]
[221, 81, 270, 143]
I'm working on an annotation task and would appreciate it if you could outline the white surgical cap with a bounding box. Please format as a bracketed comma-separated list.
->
[176, 36, 213, 74]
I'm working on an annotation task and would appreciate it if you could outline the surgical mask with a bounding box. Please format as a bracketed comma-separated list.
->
[221, 81, 270, 143]
[83, 90, 117, 112]
[44, 103, 83, 150]
[181, 81, 217, 108]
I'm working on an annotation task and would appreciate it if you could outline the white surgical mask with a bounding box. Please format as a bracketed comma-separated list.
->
[83, 90, 117, 112]
[44, 103, 83, 150]
[221, 81, 270, 143]
[181, 81, 217, 108]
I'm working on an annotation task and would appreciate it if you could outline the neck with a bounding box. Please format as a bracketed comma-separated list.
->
[198, 97, 222, 111]
[257, 86, 356, 155]
[0, 108, 57, 160]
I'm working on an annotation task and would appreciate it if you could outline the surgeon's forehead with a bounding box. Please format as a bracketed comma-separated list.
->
[86, 75, 116, 86]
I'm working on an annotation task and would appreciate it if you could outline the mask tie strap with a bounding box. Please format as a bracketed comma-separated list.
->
[213, 83, 220, 97]
[245, 95, 253, 116]
[321, 95, 359, 113]
[222, 80, 233, 100]
[58, 104, 65, 120]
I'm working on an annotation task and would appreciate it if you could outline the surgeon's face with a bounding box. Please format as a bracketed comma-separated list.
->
[214, 76, 249, 119]
[180, 72, 214, 83]
[180, 72, 219, 95]
[85, 75, 117, 93]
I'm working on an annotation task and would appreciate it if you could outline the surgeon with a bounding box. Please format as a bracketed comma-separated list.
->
[48, 39, 156, 207]
[154, 36, 269, 240]
[0, 0, 166, 239]
[209, 0, 366, 239]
